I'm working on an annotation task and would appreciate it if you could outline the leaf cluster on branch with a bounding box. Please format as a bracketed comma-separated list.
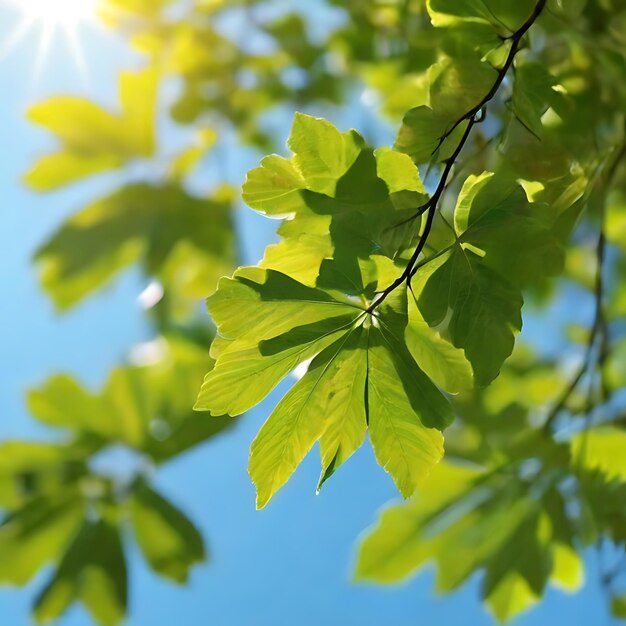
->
[4, 0, 626, 623]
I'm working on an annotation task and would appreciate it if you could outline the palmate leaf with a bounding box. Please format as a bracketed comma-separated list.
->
[356, 463, 583, 623]
[2, 338, 226, 624]
[200, 109, 573, 509]
[243, 113, 428, 287]
[34, 182, 235, 310]
[196, 268, 453, 507]
[34, 516, 127, 626]
[28, 338, 232, 464]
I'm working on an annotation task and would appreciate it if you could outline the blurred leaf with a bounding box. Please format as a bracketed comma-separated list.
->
[35, 183, 234, 310]
[613, 594, 626, 618]
[0, 492, 84, 586]
[25, 68, 158, 190]
[511, 61, 559, 138]
[131, 480, 205, 583]
[357, 463, 574, 622]
[572, 429, 626, 481]
[34, 517, 127, 626]
[28, 337, 232, 463]
[0, 442, 89, 508]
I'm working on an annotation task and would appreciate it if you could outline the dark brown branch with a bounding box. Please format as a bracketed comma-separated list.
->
[368, 0, 547, 314]
[432, 0, 547, 155]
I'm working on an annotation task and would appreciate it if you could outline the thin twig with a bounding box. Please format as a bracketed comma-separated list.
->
[543, 142, 626, 434]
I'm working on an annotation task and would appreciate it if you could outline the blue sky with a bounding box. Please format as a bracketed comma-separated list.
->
[0, 3, 615, 625]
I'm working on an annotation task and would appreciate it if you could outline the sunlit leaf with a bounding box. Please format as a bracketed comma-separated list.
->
[25, 68, 157, 190]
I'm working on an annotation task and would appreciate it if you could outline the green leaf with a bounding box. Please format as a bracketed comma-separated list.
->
[197, 315, 358, 418]
[206, 267, 361, 349]
[131, 480, 205, 583]
[550, 544, 584, 592]
[512, 61, 559, 138]
[429, 54, 497, 123]
[34, 183, 234, 310]
[455, 172, 564, 285]
[426, 0, 538, 32]
[243, 155, 308, 218]
[571, 428, 626, 481]
[249, 328, 368, 508]
[28, 338, 231, 462]
[0, 442, 88, 508]
[0, 492, 84, 586]
[406, 291, 474, 394]
[25, 68, 157, 190]
[34, 517, 127, 626]
[367, 325, 447, 498]
[199, 267, 452, 504]
[242, 113, 363, 216]
[357, 464, 570, 621]
[288, 112, 364, 195]
[355, 463, 479, 582]
[244, 115, 428, 290]
[395, 105, 470, 165]
[27, 375, 104, 432]
[486, 572, 540, 624]
[612, 594, 626, 619]
[414, 245, 523, 385]
[196, 268, 365, 416]
[317, 331, 369, 491]
[260, 215, 333, 286]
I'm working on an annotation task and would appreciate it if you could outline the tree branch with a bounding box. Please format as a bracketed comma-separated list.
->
[368, 0, 547, 314]
[543, 142, 626, 434]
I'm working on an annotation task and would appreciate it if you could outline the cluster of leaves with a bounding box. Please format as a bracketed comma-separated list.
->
[1, 338, 230, 624]
[6, 0, 626, 623]
[355, 349, 626, 621]
[8, 0, 402, 621]
[194, 0, 626, 620]
[197, 1, 578, 504]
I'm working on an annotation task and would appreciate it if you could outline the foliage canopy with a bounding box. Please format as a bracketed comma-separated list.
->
[4, 0, 626, 624]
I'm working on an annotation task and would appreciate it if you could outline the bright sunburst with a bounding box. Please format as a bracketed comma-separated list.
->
[19, 0, 97, 26]
[1, 0, 98, 80]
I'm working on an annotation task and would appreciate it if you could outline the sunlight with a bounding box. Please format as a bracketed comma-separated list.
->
[1, 0, 98, 80]
[15, 0, 97, 27]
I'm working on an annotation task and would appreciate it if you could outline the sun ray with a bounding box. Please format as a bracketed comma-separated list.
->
[65, 24, 89, 84]
[32, 21, 55, 84]
[2, 0, 97, 81]
[0, 16, 36, 63]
